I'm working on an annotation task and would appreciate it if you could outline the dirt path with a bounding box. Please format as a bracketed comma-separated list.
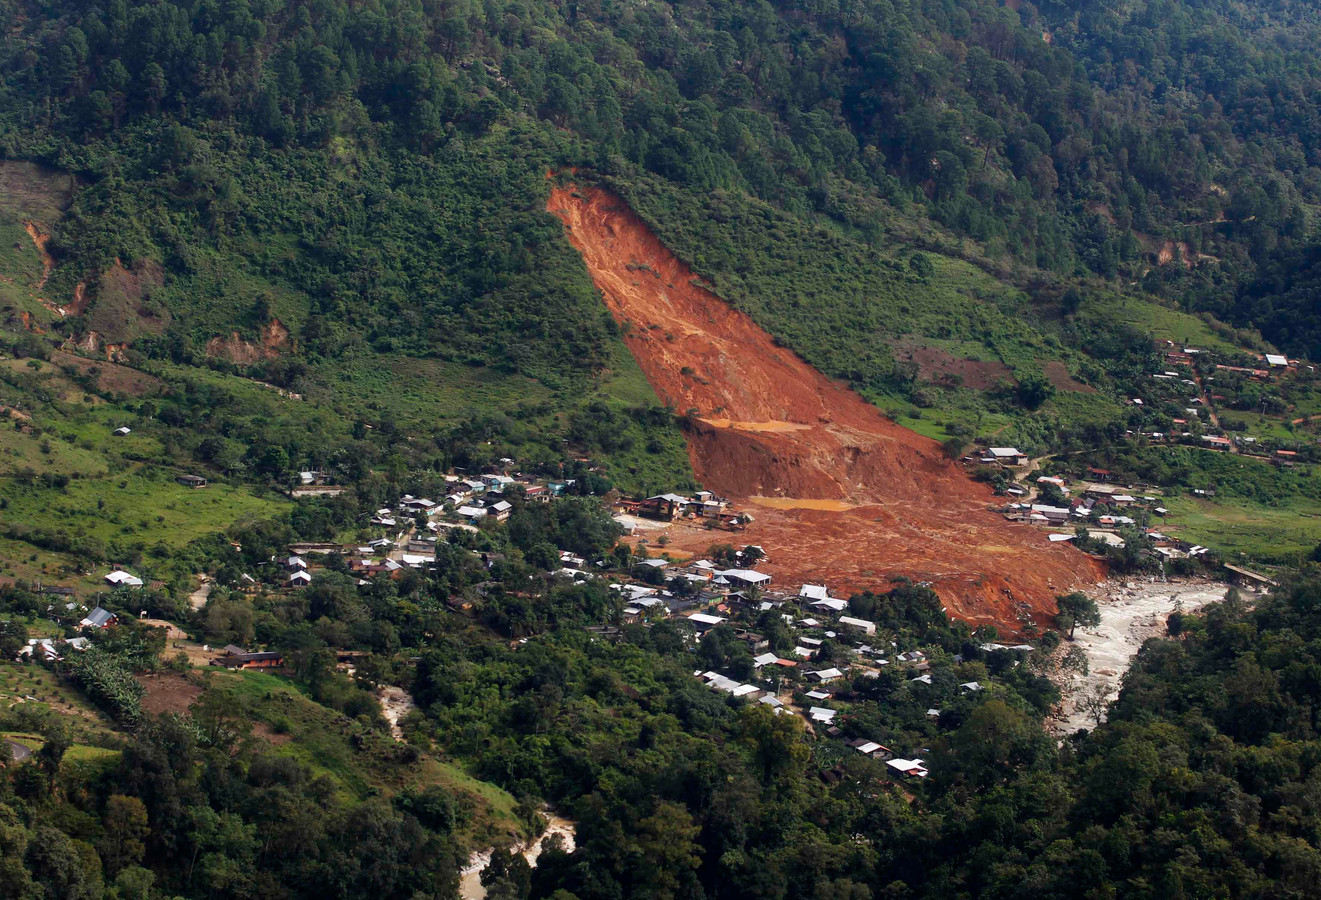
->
[549, 185, 1101, 630]
[460, 814, 576, 900]
[1189, 369, 1237, 451]
[188, 578, 212, 611]
[1051, 579, 1228, 733]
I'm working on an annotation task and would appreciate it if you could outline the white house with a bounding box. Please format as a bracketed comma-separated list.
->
[808, 667, 844, 683]
[104, 570, 144, 588]
[987, 447, 1028, 466]
[686, 613, 727, 630]
[719, 569, 772, 586]
[886, 758, 928, 778]
[838, 616, 876, 636]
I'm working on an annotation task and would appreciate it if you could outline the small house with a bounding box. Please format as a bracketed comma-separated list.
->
[808, 667, 844, 684]
[838, 616, 876, 636]
[686, 612, 727, 631]
[80, 607, 118, 629]
[213, 650, 284, 670]
[987, 447, 1029, 467]
[176, 474, 208, 488]
[288, 569, 313, 586]
[104, 570, 144, 588]
[885, 758, 928, 779]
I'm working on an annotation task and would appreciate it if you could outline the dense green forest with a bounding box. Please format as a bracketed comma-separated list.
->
[3, 0, 1321, 372]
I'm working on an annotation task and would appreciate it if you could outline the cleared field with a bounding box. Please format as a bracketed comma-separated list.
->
[0, 469, 286, 548]
[1165, 496, 1321, 565]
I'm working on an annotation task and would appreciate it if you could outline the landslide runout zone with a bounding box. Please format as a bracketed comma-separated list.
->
[548, 185, 1101, 627]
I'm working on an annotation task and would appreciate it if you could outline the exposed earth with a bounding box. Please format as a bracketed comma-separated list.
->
[549, 185, 1102, 629]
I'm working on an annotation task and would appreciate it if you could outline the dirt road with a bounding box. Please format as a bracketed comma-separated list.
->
[549, 185, 1101, 629]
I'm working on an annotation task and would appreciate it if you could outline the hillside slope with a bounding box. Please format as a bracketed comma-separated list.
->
[550, 184, 1101, 623]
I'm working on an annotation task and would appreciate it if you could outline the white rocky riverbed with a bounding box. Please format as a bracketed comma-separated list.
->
[459, 814, 577, 900]
[1051, 577, 1232, 734]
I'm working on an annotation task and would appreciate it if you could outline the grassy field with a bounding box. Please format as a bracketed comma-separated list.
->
[0, 468, 287, 548]
[1216, 409, 1300, 442]
[1078, 292, 1241, 352]
[1165, 495, 1321, 565]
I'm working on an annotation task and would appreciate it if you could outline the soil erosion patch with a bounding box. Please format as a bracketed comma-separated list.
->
[549, 185, 1102, 627]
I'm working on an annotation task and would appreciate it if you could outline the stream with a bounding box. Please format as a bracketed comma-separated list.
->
[1052, 578, 1230, 733]
[459, 814, 577, 900]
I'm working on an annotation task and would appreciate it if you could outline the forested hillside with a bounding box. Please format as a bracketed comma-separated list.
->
[3, 0, 1321, 364]
[3, 0, 1321, 896]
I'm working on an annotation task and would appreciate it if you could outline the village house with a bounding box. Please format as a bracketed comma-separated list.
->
[720, 569, 772, 587]
[20, 637, 90, 661]
[847, 739, 892, 759]
[104, 570, 144, 588]
[807, 667, 844, 684]
[886, 758, 928, 779]
[984, 447, 1029, 467]
[212, 649, 284, 670]
[838, 616, 876, 636]
[176, 474, 208, 488]
[685, 612, 727, 632]
[808, 706, 837, 724]
[80, 606, 117, 628]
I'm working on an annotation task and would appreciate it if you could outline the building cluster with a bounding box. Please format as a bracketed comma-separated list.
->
[616, 491, 748, 530]
[656, 573, 1025, 782]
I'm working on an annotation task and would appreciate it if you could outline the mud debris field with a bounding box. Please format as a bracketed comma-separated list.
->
[549, 185, 1102, 628]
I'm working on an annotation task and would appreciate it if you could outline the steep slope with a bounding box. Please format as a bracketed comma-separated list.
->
[550, 185, 1102, 627]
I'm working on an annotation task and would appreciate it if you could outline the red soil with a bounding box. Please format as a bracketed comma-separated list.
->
[549, 185, 1103, 629]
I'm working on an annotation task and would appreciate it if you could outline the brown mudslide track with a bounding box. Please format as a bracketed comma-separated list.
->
[549, 185, 1102, 628]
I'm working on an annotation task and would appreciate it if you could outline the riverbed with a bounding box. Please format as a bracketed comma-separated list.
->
[459, 814, 577, 900]
[1051, 578, 1230, 734]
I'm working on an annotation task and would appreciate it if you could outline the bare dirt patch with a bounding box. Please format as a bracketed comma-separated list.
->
[136, 671, 204, 716]
[49, 350, 164, 397]
[550, 185, 1102, 629]
[698, 418, 812, 433]
[85, 259, 168, 341]
[23, 223, 54, 289]
[205, 318, 291, 363]
[891, 339, 1013, 390]
[1041, 360, 1095, 394]
[377, 685, 415, 741]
